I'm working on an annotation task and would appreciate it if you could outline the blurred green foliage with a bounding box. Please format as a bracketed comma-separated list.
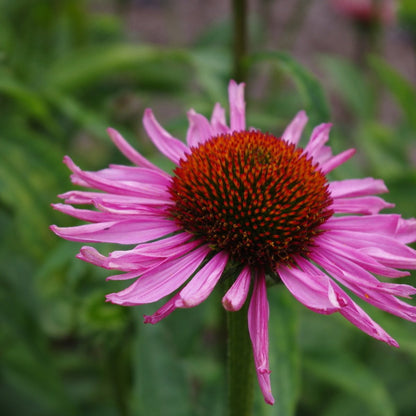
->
[1, 1, 416, 415]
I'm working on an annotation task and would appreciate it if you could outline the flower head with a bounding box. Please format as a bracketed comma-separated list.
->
[330, 0, 397, 25]
[51, 81, 416, 405]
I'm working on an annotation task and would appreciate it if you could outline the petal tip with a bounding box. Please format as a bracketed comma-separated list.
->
[222, 297, 235, 311]
[143, 314, 155, 324]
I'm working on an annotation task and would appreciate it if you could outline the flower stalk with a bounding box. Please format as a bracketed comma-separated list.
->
[227, 288, 254, 416]
[232, 0, 248, 82]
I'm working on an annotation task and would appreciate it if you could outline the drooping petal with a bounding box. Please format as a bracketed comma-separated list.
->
[142, 108, 189, 164]
[177, 251, 228, 307]
[292, 256, 399, 346]
[106, 245, 210, 305]
[338, 298, 399, 347]
[277, 261, 345, 314]
[228, 80, 246, 131]
[281, 110, 308, 145]
[144, 293, 181, 324]
[312, 250, 416, 322]
[248, 271, 275, 405]
[144, 253, 228, 322]
[222, 266, 251, 311]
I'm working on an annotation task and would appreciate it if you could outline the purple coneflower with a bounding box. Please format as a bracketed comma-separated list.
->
[51, 81, 416, 405]
[330, 0, 396, 25]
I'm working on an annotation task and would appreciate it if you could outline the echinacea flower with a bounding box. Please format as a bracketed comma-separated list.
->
[330, 0, 396, 25]
[51, 80, 416, 405]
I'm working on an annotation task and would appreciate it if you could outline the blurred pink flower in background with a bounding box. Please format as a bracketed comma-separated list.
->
[51, 80, 416, 405]
[330, 0, 397, 25]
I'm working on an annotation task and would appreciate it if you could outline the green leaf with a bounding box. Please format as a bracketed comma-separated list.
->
[0, 142, 52, 258]
[46, 44, 191, 91]
[191, 48, 231, 101]
[0, 253, 76, 416]
[368, 56, 416, 129]
[320, 56, 375, 118]
[0, 68, 52, 123]
[304, 350, 396, 416]
[46, 91, 113, 138]
[248, 51, 330, 125]
[130, 310, 193, 416]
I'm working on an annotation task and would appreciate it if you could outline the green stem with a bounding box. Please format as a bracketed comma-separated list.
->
[227, 299, 254, 416]
[232, 0, 248, 82]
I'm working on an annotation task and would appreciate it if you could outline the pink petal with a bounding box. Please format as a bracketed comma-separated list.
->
[63, 156, 169, 199]
[324, 230, 416, 269]
[321, 148, 356, 174]
[177, 251, 228, 307]
[395, 217, 416, 244]
[277, 261, 345, 314]
[312, 145, 333, 165]
[281, 110, 308, 145]
[77, 246, 108, 267]
[106, 245, 210, 305]
[107, 127, 166, 173]
[76, 246, 164, 273]
[144, 293, 181, 324]
[315, 233, 409, 278]
[186, 109, 214, 148]
[331, 196, 394, 214]
[106, 270, 144, 281]
[144, 252, 228, 322]
[92, 202, 164, 217]
[304, 123, 332, 158]
[248, 271, 275, 405]
[222, 266, 251, 311]
[125, 231, 195, 257]
[312, 250, 416, 322]
[329, 178, 388, 198]
[102, 165, 171, 186]
[58, 190, 170, 207]
[211, 102, 228, 133]
[228, 80, 246, 131]
[339, 299, 399, 347]
[142, 108, 189, 164]
[52, 203, 120, 222]
[323, 214, 403, 237]
[290, 256, 399, 346]
[50, 218, 180, 244]
[78, 236, 198, 274]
